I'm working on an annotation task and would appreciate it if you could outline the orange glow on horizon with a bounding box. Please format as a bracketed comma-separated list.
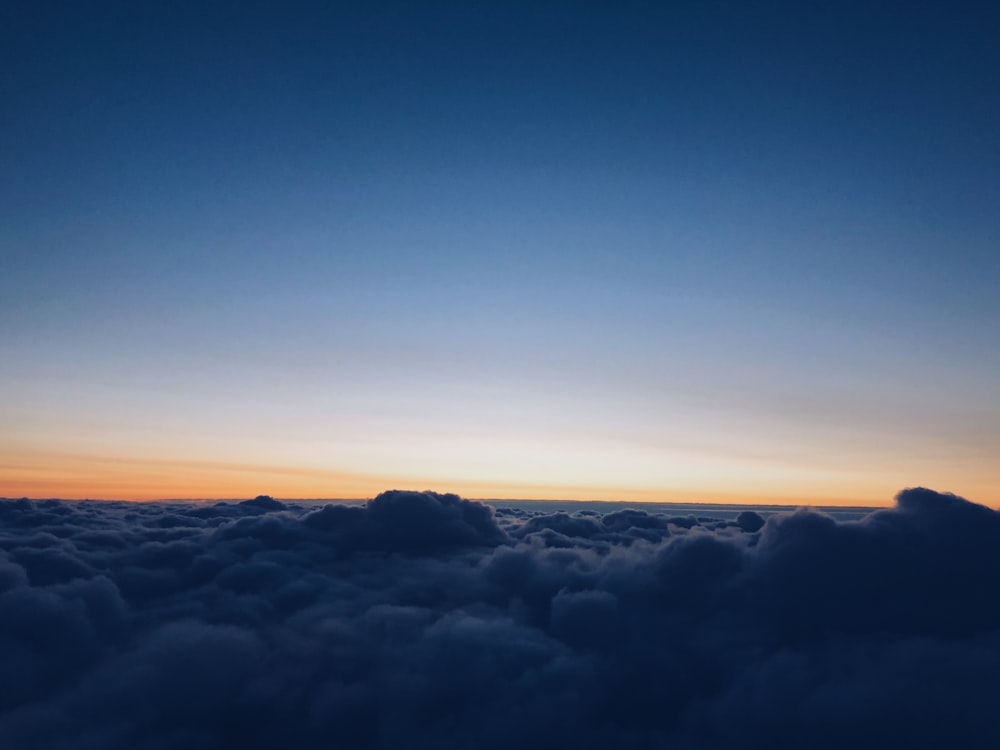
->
[3, 446, 996, 508]
[0, 449, 938, 507]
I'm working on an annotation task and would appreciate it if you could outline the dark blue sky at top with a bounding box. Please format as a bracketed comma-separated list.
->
[2, 1, 999, 502]
[7, 1, 997, 283]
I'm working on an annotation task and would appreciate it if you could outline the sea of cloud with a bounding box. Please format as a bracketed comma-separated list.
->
[1, 487, 999, 749]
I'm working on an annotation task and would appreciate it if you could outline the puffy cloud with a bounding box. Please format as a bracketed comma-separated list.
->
[1, 487, 999, 747]
[736, 509, 765, 532]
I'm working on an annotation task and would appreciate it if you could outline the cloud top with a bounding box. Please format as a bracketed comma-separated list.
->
[1, 487, 998, 748]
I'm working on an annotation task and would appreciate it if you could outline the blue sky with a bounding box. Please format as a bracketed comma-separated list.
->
[2, 1, 999, 502]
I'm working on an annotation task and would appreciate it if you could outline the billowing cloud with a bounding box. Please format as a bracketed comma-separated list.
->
[1, 488, 999, 748]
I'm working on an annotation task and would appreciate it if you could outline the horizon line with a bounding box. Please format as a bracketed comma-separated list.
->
[0, 494, 889, 510]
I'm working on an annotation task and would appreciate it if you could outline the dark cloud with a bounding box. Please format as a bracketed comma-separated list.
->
[1, 487, 999, 748]
[736, 509, 765, 532]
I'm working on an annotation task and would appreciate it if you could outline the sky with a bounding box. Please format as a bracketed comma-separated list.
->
[2, 1, 999, 504]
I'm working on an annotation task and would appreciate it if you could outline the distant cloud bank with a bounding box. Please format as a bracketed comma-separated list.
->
[2, 488, 999, 748]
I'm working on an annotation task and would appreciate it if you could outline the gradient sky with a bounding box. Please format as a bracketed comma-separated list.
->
[2, 1, 999, 504]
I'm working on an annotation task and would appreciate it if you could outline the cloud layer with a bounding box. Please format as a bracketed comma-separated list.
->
[2, 488, 999, 748]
